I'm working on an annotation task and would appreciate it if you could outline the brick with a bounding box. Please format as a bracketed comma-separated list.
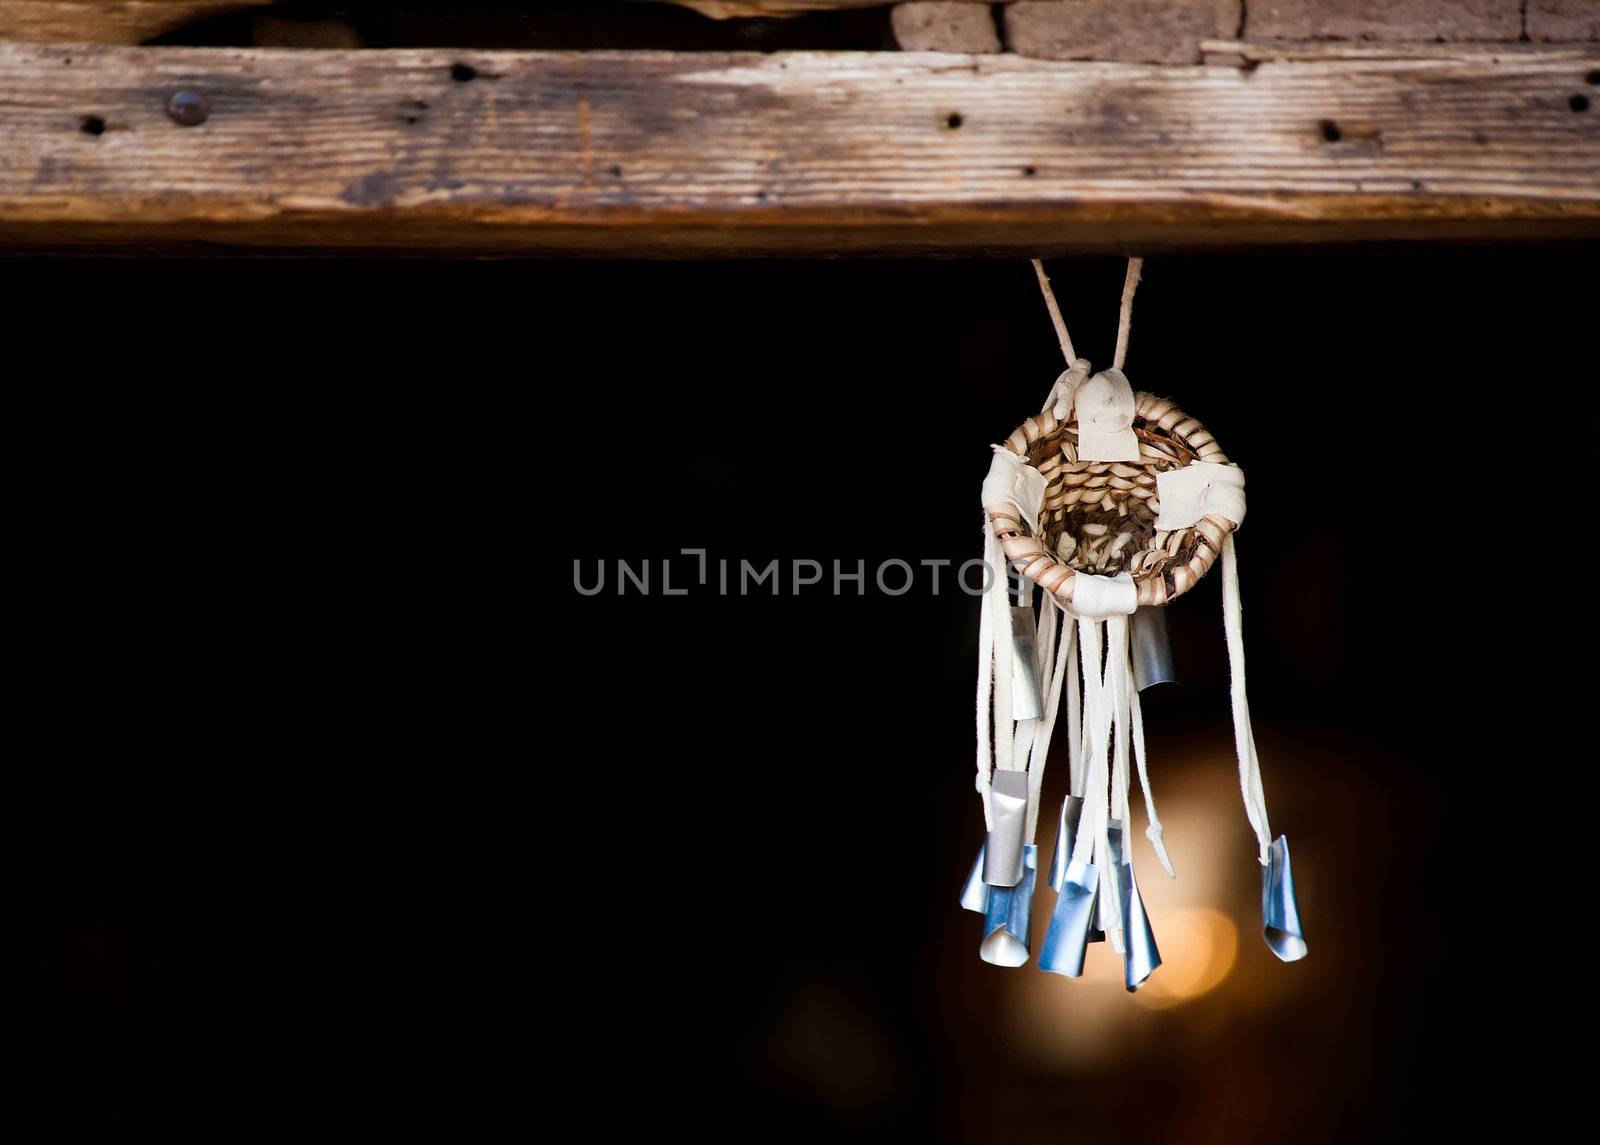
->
[1003, 1, 1241, 65]
[1528, 1, 1600, 40]
[891, 3, 1002, 53]
[1246, 1, 1522, 42]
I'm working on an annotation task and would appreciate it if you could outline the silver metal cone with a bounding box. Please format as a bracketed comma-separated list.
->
[982, 769, 1029, 888]
[1262, 835, 1308, 962]
[1118, 862, 1162, 991]
[980, 844, 1037, 967]
[959, 845, 988, 913]
[1130, 606, 1176, 691]
[1010, 605, 1044, 720]
[1046, 795, 1084, 892]
[1038, 860, 1098, 977]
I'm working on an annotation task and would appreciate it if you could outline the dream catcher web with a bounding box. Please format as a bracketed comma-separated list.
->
[962, 259, 1306, 991]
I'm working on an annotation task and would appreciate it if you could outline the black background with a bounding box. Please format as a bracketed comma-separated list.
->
[17, 250, 1592, 1137]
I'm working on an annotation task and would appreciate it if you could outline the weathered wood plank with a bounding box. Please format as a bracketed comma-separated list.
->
[1, 45, 1597, 255]
[0, 1, 257, 44]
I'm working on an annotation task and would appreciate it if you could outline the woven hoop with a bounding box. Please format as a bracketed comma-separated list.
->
[984, 393, 1238, 608]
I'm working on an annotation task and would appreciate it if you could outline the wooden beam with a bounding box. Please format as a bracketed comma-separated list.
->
[0, 2, 259, 44]
[1, 44, 1596, 255]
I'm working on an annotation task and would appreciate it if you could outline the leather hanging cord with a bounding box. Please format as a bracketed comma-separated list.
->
[1222, 533, 1274, 866]
[1031, 256, 1143, 371]
[1031, 259, 1077, 366]
[1113, 258, 1143, 370]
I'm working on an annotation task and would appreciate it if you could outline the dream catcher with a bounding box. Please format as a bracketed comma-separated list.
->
[962, 259, 1306, 990]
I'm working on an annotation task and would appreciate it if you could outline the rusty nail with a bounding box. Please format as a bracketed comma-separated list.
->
[166, 90, 210, 127]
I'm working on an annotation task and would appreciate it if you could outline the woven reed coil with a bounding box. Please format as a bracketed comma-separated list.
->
[984, 393, 1238, 608]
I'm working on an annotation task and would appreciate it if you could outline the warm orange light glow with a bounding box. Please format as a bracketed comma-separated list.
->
[1132, 906, 1238, 1009]
[1002, 760, 1258, 1064]
[1006, 939, 1149, 1067]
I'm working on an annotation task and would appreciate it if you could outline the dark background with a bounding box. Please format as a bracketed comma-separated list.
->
[16, 250, 1590, 1137]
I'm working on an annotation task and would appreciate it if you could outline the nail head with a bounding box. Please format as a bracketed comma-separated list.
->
[166, 90, 210, 127]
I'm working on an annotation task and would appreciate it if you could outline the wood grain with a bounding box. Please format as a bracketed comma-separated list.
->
[1, 44, 1596, 254]
[0, 2, 259, 43]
